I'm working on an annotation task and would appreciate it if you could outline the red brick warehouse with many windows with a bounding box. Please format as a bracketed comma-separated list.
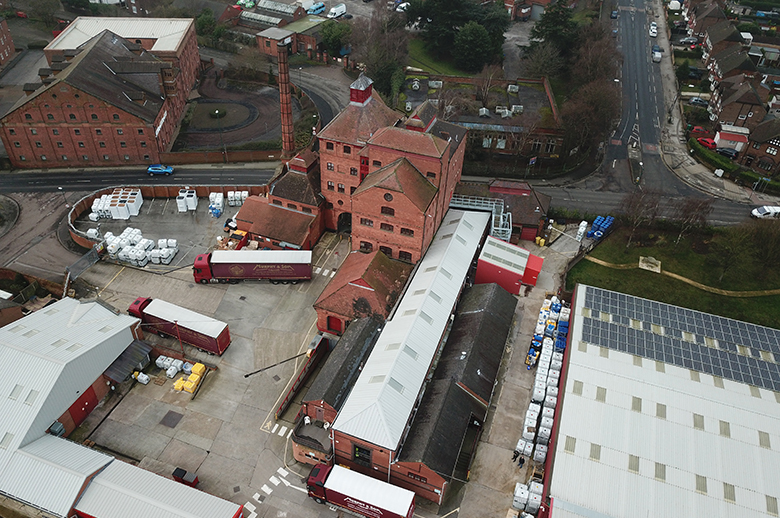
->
[316, 74, 467, 263]
[1, 18, 199, 169]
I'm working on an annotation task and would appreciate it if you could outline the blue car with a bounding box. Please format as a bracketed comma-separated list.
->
[147, 164, 173, 176]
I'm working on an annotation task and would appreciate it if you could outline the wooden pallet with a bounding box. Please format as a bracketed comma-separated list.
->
[153, 376, 166, 386]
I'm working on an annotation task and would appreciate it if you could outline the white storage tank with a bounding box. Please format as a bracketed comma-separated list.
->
[546, 386, 559, 398]
[532, 386, 546, 404]
[541, 406, 555, 419]
[551, 360, 563, 371]
[546, 376, 558, 388]
[522, 418, 537, 441]
[177, 196, 187, 212]
[552, 351, 563, 362]
[516, 438, 527, 453]
[523, 441, 533, 457]
[155, 355, 168, 368]
[528, 402, 541, 414]
[544, 395, 557, 409]
[548, 369, 560, 381]
[537, 426, 551, 444]
[540, 416, 554, 429]
[526, 493, 542, 514]
[526, 407, 539, 423]
[513, 483, 529, 510]
[533, 443, 548, 463]
[529, 481, 544, 496]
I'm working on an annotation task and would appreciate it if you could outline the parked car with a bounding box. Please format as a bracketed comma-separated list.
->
[147, 164, 174, 176]
[680, 36, 698, 44]
[652, 51, 662, 62]
[342, 13, 353, 18]
[688, 67, 704, 79]
[326, 2, 346, 18]
[652, 44, 663, 53]
[697, 137, 717, 149]
[689, 97, 709, 107]
[395, 2, 409, 11]
[751, 205, 780, 218]
[688, 125, 708, 136]
[649, 26, 658, 37]
[716, 148, 738, 159]
[611, 10, 618, 18]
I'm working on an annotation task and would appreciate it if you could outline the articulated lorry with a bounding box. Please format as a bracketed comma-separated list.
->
[128, 297, 231, 355]
[193, 250, 312, 285]
[306, 464, 415, 518]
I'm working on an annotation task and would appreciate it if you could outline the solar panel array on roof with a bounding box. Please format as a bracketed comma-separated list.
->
[580, 286, 780, 390]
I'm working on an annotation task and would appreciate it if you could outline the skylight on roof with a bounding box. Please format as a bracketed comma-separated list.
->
[9, 384, 23, 400]
[50, 338, 68, 348]
[23, 329, 39, 338]
[0, 432, 13, 450]
[24, 390, 39, 406]
[98, 325, 114, 333]
[388, 377, 404, 394]
[9, 324, 25, 333]
[66, 343, 84, 352]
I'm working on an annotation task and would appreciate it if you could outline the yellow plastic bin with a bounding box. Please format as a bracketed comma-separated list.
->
[173, 377, 187, 392]
[187, 373, 201, 385]
[191, 363, 206, 377]
[183, 380, 197, 393]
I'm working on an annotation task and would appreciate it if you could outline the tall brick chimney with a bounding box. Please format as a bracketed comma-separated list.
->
[277, 41, 295, 156]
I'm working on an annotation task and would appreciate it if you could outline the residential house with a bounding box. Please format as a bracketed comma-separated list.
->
[256, 16, 326, 57]
[707, 44, 757, 85]
[739, 117, 780, 175]
[703, 20, 744, 63]
[708, 74, 766, 128]
[688, 0, 727, 38]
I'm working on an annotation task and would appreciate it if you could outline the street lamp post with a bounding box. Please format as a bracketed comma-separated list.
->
[215, 109, 227, 163]
[58, 186, 69, 208]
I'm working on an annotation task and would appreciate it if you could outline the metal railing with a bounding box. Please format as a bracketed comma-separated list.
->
[449, 194, 512, 241]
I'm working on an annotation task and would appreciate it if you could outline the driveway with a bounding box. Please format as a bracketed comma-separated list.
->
[503, 20, 536, 80]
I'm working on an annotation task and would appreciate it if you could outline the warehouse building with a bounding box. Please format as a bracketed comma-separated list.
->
[546, 285, 780, 517]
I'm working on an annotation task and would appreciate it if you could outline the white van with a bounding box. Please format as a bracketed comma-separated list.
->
[327, 3, 346, 17]
[751, 205, 780, 219]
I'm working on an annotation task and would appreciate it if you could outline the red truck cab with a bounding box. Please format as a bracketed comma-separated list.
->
[193, 254, 212, 284]
[306, 464, 328, 503]
[128, 296, 151, 319]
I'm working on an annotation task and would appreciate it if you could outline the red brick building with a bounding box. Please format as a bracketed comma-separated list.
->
[1, 30, 189, 169]
[317, 74, 467, 263]
[313, 250, 412, 334]
[234, 151, 324, 250]
[0, 19, 14, 67]
[739, 117, 780, 174]
[1, 18, 199, 169]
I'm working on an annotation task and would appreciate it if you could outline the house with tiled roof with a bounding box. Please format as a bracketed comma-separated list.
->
[709, 76, 766, 129]
[1, 29, 191, 169]
[739, 117, 780, 175]
[703, 21, 744, 63]
[708, 45, 758, 84]
[234, 195, 318, 250]
[689, 0, 727, 38]
[313, 250, 412, 334]
[256, 16, 326, 57]
[317, 74, 466, 263]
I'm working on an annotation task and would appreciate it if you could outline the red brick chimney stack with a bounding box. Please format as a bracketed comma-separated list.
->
[277, 41, 295, 156]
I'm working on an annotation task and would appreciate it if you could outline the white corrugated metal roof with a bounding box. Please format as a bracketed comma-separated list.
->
[144, 299, 228, 339]
[210, 249, 311, 265]
[549, 285, 780, 518]
[333, 209, 490, 449]
[0, 297, 138, 516]
[76, 459, 241, 518]
[479, 235, 530, 275]
[46, 17, 193, 52]
[326, 464, 414, 516]
[0, 435, 112, 517]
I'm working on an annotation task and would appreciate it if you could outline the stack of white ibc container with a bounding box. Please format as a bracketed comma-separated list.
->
[185, 190, 198, 211]
[88, 188, 144, 221]
[227, 191, 236, 207]
[176, 190, 188, 212]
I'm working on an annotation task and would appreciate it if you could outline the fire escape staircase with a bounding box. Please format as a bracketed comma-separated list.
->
[449, 194, 512, 241]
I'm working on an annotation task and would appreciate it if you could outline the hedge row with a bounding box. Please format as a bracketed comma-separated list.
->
[688, 137, 740, 174]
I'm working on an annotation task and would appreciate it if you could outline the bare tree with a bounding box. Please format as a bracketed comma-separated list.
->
[475, 64, 503, 108]
[520, 41, 564, 79]
[746, 219, 780, 269]
[349, 7, 409, 97]
[672, 197, 713, 246]
[619, 190, 661, 249]
[572, 22, 622, 85]
[436, 84, 476, 121]
[710, 226, 751, 283]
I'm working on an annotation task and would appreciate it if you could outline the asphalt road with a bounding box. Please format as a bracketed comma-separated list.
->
[0, 168, 277, 193]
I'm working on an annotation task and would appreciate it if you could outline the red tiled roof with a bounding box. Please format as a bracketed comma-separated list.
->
[314, 250, 413, 319]
[368, 126, 449, 158]
[354, 157, 437, 212]
[318, 95, 400, 145]
[455, 181, 550, 227]
[234, 196, 315, 246]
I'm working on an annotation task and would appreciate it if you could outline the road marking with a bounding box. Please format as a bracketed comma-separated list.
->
[612, 159, 616, 168]
[253, 492, 262, 502]
[271, 424, 279, 434]
[270, 476, 281, 486]
[261, 484, 273, 495]
[245, 502, 256, 512]
[287, 428, 293, 438]
[314, 267, 321, 274]
[330, 271, 336, 277]
[277, 425, 287, 436]
[277, 467, 289, 478]
[321, 269, 329, 276]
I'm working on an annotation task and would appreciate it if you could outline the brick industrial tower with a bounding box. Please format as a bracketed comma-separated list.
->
[276, 41, 295, 155]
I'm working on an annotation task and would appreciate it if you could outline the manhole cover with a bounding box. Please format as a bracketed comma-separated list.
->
[272, 375, 281, 382]
[233, 486, 241, 493]
[160, 410, 184, 428]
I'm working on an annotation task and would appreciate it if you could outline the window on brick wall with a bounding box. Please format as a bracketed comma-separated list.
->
[113, 114, 120, 121]
[47, 114, 54, 120]
[398, 251, 412, 262]
[343, 145, 351, 154]
[326, 142, 334, 150]
[532, 140, 542, 152]
[56, 142, 63, 148]
[91, 114, 98, 120]
[327, 181, 334, 190]
[400, 228, 414, 237]
[82, 155, 88, 161]
[69, 114, 76, 120]
[360, 218, 373, 227]
[143, 155, 150, 160]
[30, 129, 37, 135]
[9, 129, 15, 135]
[120, 142, 127, 148]
[138, 129, 144, 135]
[99, 142, 106, 148]
[78, 142, 85, 148]
[95, 129, 101, 135]
[327, 162, 334, 170]
[380, 223, 393, 232]
[372, 160, 381, 167]
[768, 147, 778, 156]
[117, 129, 123, 135]
[287, 203, 297, 210]
[326, 202, 334, 209]
[408, 472, 427, 484]
[427, 172, 436, 179]
[380, 246, 392, 257]
[350, 187, 356, 194]
[73, 129, 80, 135]
[272, 199, 282, 205]
[141, 142, 146, 147]
[350, 167, 358, 176]
[13, 142, 19, 147]
[103, 155, 110, 160]
[19, 155, 25, 161]
[302, 206, 312, 214]
[35, 142, 41, 148]
[25, 114, 31, 120]
[381, 206, 394, 216]
[61, 155, 68, 161]
[360, 241, 373, 252]
[338, 183, 345, 193]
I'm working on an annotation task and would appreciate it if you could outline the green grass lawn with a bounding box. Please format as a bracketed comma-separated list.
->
[566, 227, 780, 329]
[407, 39, 467, 76]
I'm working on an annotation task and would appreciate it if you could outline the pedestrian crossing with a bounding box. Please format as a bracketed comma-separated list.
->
[313, 266, 336, 277]
[243, 466, 306, 517]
